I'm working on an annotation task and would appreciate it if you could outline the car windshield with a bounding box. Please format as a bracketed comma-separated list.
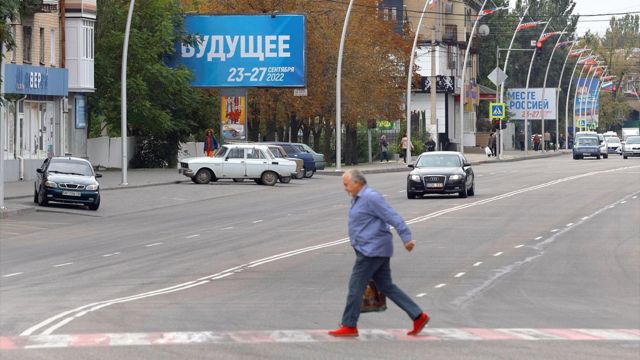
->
[626, 137, 640, 144]
[416, 154, 460, 167]
[214, 146, 228, 158]
[607, 137, 620, 144]
[268, 147, 285, 158]
[577, 137, 598, 146]
[48, 160, 94, 176]
[280, 144, 298, 154]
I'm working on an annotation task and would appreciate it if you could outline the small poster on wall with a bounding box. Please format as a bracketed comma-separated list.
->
[220, 96, 246, 140]
[75, 96, 86, 129]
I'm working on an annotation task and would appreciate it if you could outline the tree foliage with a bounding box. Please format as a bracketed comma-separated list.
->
[91, 0, 217, 168]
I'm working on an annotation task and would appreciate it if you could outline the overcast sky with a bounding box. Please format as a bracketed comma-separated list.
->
[508, 0, 640, 36]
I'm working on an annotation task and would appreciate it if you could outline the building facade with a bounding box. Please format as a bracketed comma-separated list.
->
[380, 0, 482, 150]
[1, 0, 95, 181]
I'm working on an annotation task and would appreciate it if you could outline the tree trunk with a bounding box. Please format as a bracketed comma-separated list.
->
[290, 112, 300, 143]
[345, 124, 358, 165]
[323, 118, 333, 164]
[312, 117, 323, 151]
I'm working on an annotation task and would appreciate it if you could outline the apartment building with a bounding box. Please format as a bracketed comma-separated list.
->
[1, 0, 95, 181]
[380, 0, 483, 149]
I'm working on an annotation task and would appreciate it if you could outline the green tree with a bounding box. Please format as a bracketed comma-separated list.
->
[0, 0, 41, 92]
[91, 0, 217, 168]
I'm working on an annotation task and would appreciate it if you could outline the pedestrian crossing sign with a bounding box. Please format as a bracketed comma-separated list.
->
[490, 102, 506, 119]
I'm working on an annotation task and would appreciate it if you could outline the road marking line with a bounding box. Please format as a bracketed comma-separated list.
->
[473, 262, 482, 267]
[252, 220, 263, 224]
[493, 252, 503, 257]
[535, 236, 543, 240]
[416, 293, 427, 298]
[53, 263, 73, 268]
[550, 229, 559, 233]
[454, 272, 465, 278]
[221, 227, 234, 230]
[145, 243, 163, 247]
[566, 223, 573, 227]
[103, 252, 121, 257]
[24, 169, 640, 336]
[581, 216, 589, 220]
[3, 328, 639, 349]
[434, 284, 446, 288]
[185, 234, 200, 239]
[0, 231, 21, 235]
[620, 200, 627, 204]
[3, 272, 23, 278]
[514, 245, 524, 248]
[633, 196, 637, 199]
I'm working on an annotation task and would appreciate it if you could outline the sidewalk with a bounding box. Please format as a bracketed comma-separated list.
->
[0, 149, 566, 217]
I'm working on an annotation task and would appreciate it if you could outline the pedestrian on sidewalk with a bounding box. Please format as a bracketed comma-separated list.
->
[379, 134, 389, 162]
[400, 134, 414, 163]
[544, 131, 551, 151]
[533, 133, 541, 151]
[424, 137, 436, 152]
[328, 169, 429, 337]
[203, 129, 219, 157]
[487, 131, 496, 157]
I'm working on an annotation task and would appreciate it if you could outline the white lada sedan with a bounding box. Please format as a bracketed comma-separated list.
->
[179, 144, 297, 186]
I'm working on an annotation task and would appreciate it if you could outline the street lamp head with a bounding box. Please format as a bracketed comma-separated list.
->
[478, 24, 490, 37]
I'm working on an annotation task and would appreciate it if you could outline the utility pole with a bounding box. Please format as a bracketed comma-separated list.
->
[121, 0, 135, 185]
[336, 0, 355, 171]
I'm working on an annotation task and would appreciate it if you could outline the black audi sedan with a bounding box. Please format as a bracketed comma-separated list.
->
[34, 156, 102, 210]
[406, 151, 475, 199]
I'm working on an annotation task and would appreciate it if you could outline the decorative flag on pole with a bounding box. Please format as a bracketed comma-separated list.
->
[555, 40, 573, 49]
[569, 49, 587, 57]
[478, 7, 508, 18]
[427, 0, 437, 11]
[602, 75, 616, 81]
[516, 21, 545, 31]
[601, 81, 613, 89]
[539, 31, 563, 43]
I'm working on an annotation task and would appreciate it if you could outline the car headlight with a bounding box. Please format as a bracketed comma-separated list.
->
[449, 174, 462, 181]
[410, 174, 421, 182]
[44, 180, 58, 188]
[86, 184, 99, 191]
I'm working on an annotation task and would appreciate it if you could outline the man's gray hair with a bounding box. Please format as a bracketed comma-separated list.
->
[345, 169, 367, 185]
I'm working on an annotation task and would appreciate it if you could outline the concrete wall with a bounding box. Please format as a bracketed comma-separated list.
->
[3, 158, 43, 182]
[87, 136, 136, 168]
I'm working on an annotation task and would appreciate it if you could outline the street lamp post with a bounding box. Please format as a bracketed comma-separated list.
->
[582, 64, 605, 126]
[572, 51, 593, 132]
[555, 41, 580, 149]
[523, 20, 551, 153]
[335, 0, 355, 172]
[406, 0, 434, 164]
[540, 30, 568, 151]
[459, 0, 489, 155]
[566, 50, 590, 144]
[120, 0, 135, 186]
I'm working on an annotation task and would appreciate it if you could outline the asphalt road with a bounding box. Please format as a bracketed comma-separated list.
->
[1, 154, 639, 359]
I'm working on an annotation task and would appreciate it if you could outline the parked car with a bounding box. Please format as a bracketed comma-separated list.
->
[622, 135, 640, 159]
[406, 151, 474, 199]
[572, 136, 601, 159]
[265, 142, 316, 178]
[605, 136, 622, 155]
[34, 156, 102, 210]
[179, 144, 297, 186]
[267, 145, 304, 180]
[292, 143, 326, 170]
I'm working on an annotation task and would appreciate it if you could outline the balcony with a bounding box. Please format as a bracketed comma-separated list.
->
[443, 25, 457, 43]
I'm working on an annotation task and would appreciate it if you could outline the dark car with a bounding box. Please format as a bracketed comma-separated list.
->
[266, 142, 316, 178]
[34, 156, 102, 210]
[406, 151, 474, 199]
[572, 136, 601, 159]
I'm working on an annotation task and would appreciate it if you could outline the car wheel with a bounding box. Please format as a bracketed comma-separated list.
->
[280, 176, 291, 184]
[603, 154, 608, 159]
[37, 186, 48, 206]
[304, 168, 314, 178]
[596, 154, 601, 159]
[468, 183, 475, 196]
[194, 169, 212, 184]
[295, 170, 304, 179]
[261, 171, 278, 186]
[623, 155, 628, 159]
[34, 188, 38, 203]
[88, 196, 100, 211]
[233, 178, 244, 182]
[458, 187, 468, 198]
[407, 191, 417, 199]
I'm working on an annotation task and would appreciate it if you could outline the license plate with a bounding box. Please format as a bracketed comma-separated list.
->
[427, 183, 444, 188]
[62, 191, 81, 197]
[582, 153, 590, 156]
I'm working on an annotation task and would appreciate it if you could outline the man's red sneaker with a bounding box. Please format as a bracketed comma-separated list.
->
[407, 312, 429, 336]
[328, 325, 359, 337]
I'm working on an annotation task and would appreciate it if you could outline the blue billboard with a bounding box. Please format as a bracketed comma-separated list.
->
[574, 78, 599, 123]
[3, 64, 68, 96]
[176, 15, 306, 88]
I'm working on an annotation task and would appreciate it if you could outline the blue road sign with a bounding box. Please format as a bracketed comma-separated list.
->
[490, 102, 506, 119]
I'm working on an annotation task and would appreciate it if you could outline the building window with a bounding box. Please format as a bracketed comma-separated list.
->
[447, 46, 456, 69]
[50, 29, 56, 66]
[40, 28, 45, 64]
[82, 20, 95, 60]
[23, 26, 32, 63]
[391, 7, 397, 21]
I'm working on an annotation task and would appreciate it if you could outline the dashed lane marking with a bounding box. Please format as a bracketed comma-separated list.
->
[514, 245, 524, 248]
[221, 227, 234, 230]
[1, 328, 638, 350]
[550, 229, 559, 233]
[493, 252, 503, 257]
[535, 236, 543, 240]
[2, 272, 23, 278]
[454, 272, 465, 278]
[473, 262, 482, 267]
[145, 243, 163, 247]
[52, 263, 73, 268]
[416, 293, 427, 297]
[185, 234, 200, 239]
[566, 223, 573, 227]
[434, 283, 447, 288]
[252, 220, 263, 224]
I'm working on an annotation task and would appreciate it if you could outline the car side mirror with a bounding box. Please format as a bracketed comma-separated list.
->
[464, 162, 471, 167]
[407, 164, 414, 169]
[95, 173, 102, 178]
[37, 168, 43, 174]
